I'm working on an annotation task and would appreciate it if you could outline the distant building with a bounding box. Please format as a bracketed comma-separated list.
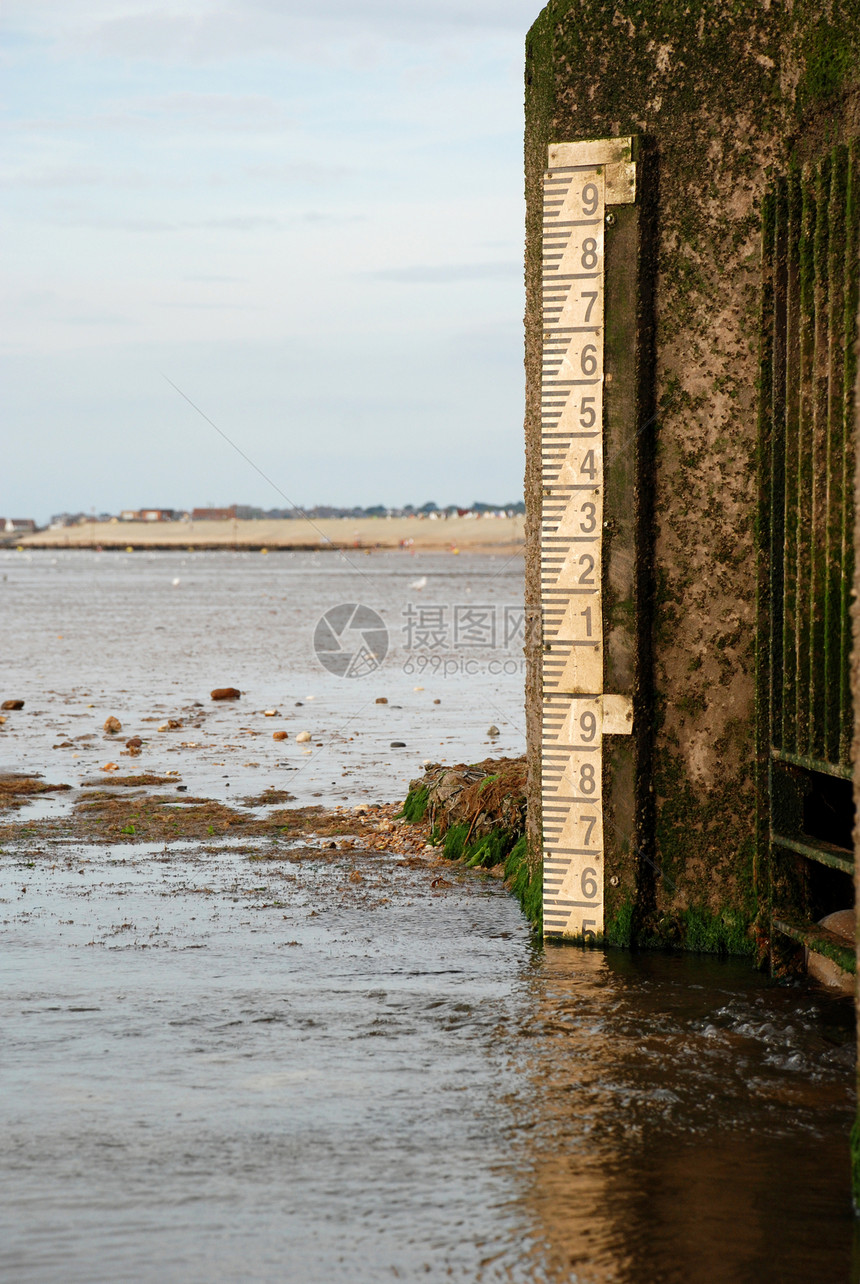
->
[5, 519, 36, 533]
[192, 506, 236, 521]
[139, 509, 176, 522]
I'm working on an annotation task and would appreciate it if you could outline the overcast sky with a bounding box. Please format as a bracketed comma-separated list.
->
[2, 1, 541, 522]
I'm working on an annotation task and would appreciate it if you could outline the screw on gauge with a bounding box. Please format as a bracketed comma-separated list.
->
[605, 211, 616, 226]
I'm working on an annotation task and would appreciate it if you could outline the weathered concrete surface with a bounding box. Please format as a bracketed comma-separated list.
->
[525, 2, 860, 948]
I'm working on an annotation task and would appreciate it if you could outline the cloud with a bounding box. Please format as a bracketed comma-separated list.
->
[41, 214, 284, 232]
[0, 165, 108, 189]
[369, 261, 521, 283]
[74, 0, 539, 61]
[243, 162, 355, 186]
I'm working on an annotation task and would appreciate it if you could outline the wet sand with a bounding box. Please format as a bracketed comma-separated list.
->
[15, 515, 524, 553]
[0, 548, 526, 808]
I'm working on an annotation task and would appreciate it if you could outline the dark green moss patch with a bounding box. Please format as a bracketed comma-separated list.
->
[398, 785, 429, 824]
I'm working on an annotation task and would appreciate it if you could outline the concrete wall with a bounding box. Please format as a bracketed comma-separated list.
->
[525, 1, 860, 948]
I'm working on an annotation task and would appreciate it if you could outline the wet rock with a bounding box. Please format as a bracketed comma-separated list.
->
[157, 719, 183, 732]
[211, 687, 241, 701]
[375, 697, 388, 704]
[126, 736, 143, 748]
[104, 716, 122, 734]
[296, 731, 312, 743]
[263, 709, 278, 717]
[273, 730, 288, 741]
[820, 908, 855, 943]
[101, 762, 119, 772]
[1, 700, 24, 711]
[433, 699, 441, 705]
[390, 741, 406, 748]
[487, 725, 500, 737]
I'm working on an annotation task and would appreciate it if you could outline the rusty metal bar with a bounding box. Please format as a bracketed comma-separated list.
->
[770, 181, 788, 753]
[809, 155, 830, 760]
[824, 146, 848, 762]
[782, 170, 802, 754]
[840, 142, 860, 765]
[795, 167, 816, 756]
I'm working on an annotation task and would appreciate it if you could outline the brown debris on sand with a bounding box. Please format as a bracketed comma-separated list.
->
[0, 775, 72, 812]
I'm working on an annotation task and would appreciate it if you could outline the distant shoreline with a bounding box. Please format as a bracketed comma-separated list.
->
[10, 515, 525, 555]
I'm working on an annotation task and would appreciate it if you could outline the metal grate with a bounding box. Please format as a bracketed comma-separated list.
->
[759, 142, 860, 779]
[758, 141, 860, 951]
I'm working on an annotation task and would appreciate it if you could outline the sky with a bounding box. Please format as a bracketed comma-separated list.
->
[1, 0, 543, 523]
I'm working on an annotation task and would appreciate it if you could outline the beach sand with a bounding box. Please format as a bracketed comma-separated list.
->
[15, 514, 525, 553]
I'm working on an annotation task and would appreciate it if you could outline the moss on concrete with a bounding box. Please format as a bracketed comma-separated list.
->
[525, 0, 860, 954]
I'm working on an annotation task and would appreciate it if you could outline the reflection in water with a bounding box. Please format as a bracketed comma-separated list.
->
[511, 949, 858, 1283]
[1, 836, 856, 1282]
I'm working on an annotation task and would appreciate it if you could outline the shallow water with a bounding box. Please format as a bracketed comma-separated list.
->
[1, 837, 856, 1282]
[1, 550, 857, 1281]
[0, 547, 526, 807]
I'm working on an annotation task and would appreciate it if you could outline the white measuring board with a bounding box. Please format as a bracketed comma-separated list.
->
[540, 138, 636, 942]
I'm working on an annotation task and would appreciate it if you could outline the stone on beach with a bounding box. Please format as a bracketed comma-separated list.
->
[375, 697, 388, 704]
[296, 731, 312, 743]
[126, 736, 143, 748]
[487, 725, 500, 737]
[1, 700, 24, 710]
[103, 716, 122, 734]
[211, 687, 241, 701]
[272, 731, 288, 741]
[263, 709, 278, 717]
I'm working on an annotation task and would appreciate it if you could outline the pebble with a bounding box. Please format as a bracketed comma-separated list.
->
[211, 687, 241, 701]
[433, 699, 441, 705]
[375, 697, 388, 704]
[413, 687, 424, 692]
[487, 725, 500, 737]
[126, 736, 143, 748]
[272, 730, 288, 741]
[390, 741, 406, 748]
[158, 719, 183, 732]
[263, 709, 278, 717]
[1, 700, 24, 711]
[296, 731, 312, 743]
[101, 762, 119, 772]
[104, 716, 122, 734]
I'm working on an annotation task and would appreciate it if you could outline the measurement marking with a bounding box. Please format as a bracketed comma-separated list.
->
[541, 154, 606, 941]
